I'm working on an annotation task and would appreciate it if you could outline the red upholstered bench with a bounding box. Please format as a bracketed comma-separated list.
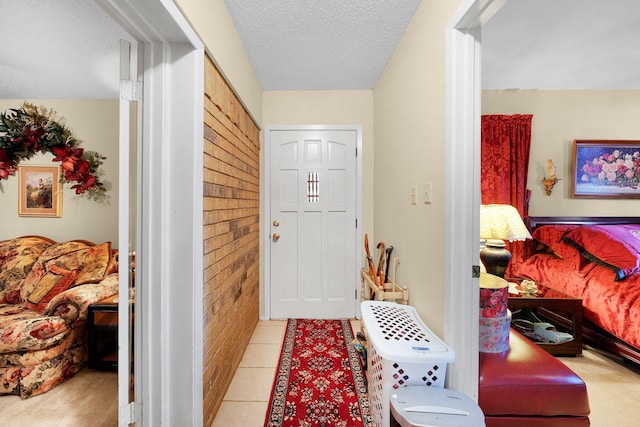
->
[479, 329, 590, 427]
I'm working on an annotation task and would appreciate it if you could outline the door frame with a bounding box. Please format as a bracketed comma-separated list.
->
[96, 0, 204, 425]
[445, 0, 506, 400]
[263, 125, 363, 320]
[116, 37, 139, 424]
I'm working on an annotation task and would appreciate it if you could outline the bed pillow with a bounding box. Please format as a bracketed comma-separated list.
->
[562, 224, 640, 281]
[532, 224, 581, 260]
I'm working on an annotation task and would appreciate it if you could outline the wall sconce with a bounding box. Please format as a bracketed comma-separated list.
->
[542, 159, 561, 196]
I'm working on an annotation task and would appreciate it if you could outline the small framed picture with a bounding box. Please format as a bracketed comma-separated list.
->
[572, 140, 640, 199]
[18, 165, 63, 217]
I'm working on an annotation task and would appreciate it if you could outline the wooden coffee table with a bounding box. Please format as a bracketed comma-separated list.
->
[507, 279, 583, 356]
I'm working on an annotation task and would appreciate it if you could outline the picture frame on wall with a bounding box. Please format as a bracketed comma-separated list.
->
[18, 165, 63, 217]
[572, 140, 640, 199]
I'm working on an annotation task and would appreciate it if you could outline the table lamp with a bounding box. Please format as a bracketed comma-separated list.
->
[479, 204, 532, 278]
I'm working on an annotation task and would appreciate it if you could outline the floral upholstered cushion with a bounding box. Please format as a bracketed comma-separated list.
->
[20, 241, 91, 300]
[0, 366, 21, 395]
[21, 241, 112, 301]
[23, 266, 78, 314]
[18, 343, 87, 399]
[0, 237, 55, 304]
[0, 326, 81, 367]
[49, 242, 112, 286]
[0, 304, 69, 353]
[46, 273, 119, 321]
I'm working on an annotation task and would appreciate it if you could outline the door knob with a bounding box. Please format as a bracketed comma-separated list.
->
[272, 233, 280, 242]
[273, 220, 279, 227]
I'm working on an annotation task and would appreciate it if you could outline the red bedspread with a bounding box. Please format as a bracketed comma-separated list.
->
[515, 253, 640, 350]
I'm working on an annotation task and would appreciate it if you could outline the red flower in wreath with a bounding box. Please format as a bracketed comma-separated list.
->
[52, 146, 98, 194]
[12, 126, 45, 151]
[68, 161, 96, 194]
[0, 148, 17, 179]
[52, 145, 84, 162]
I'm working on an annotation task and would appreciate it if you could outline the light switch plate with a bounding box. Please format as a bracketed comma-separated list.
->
[424, 182, 432, 204]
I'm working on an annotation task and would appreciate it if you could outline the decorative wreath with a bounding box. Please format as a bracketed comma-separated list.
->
[0, 102, 107, 200]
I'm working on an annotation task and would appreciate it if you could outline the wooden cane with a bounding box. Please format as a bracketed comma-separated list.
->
[376, 242, 386, 283]
[364, 234, 379, 295]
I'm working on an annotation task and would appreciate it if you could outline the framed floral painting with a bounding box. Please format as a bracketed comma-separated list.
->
[18, 165, 63, 217]
[572, 140, 640, 199]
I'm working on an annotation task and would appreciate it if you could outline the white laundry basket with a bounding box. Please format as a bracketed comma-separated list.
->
[361, 301, 456, 427]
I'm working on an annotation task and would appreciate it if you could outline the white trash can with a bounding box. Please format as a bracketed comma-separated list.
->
[390, 386, 485, 427]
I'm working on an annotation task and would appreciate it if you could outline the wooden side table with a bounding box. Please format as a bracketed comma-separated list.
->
[88, 294, 120, 370]
[507, 280, 583, 356]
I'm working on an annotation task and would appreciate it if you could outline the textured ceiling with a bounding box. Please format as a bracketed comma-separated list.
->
[0, 0, 130, 99]
[1, 0, 639, 100]
[224, 0, 422, 90]
[482, 0, 640, 89]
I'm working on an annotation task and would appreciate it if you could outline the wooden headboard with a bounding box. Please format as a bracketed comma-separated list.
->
[525, 216, 640, 231]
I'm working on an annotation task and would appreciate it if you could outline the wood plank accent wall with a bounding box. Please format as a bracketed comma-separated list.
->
[203, 54, 261, 426]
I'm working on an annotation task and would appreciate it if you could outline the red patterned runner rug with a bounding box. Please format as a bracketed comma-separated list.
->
[264, 319, 373, 427]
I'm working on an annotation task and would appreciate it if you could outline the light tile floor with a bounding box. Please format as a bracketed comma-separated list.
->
[212, 320, 640, 427]
[211, 320, 287, 427]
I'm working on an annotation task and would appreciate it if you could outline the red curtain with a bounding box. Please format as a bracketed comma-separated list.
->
[481, 114, 533, 275]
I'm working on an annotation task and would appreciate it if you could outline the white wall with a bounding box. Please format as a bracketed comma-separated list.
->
[482, 90, 640, 216]
[373, 0, 464, 336]
[0, 99, 119, 245]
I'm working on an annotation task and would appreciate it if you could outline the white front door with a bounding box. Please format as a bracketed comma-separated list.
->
[268, 128, 358, 319]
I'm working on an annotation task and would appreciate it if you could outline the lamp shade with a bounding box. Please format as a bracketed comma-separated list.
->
[479, 204, 532, 242]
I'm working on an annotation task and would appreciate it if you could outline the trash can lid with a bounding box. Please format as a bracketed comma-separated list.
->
[390, 386, 485, 427]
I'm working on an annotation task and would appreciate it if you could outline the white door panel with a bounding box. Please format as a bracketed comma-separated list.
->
[269, 128, 358, 319]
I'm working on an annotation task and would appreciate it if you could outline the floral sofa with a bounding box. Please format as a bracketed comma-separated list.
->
[0, 236, 119, 399]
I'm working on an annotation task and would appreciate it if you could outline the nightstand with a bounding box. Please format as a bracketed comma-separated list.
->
[507, 280, 583, 356]
[88, 294, 121, 370]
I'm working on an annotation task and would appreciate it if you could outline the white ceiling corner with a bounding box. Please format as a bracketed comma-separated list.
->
[0, 0, 131, 99]
[482, 0, 640, 90]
